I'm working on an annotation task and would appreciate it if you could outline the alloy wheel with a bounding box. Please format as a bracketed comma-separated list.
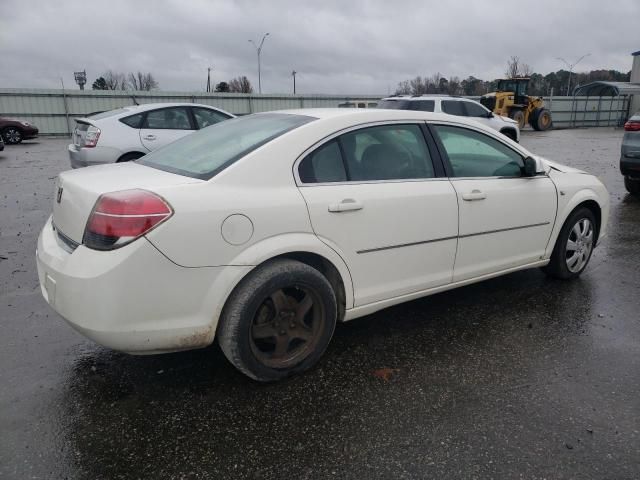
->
[249, 286, 325, 369]
[565, 218, 594, 273]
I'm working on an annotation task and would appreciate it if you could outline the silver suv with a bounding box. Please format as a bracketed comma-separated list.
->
[378, 95, 520, 142]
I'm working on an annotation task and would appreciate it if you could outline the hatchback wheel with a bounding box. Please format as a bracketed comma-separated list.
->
[2, 127, 22, 144]
[542, 207, 596, 279]
[218, 259, 337, 381]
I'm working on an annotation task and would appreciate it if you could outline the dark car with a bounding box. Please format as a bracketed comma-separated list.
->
[621, 112, 640, 195]
[0, 135, 4, 152]
[0, 116, 39, 144]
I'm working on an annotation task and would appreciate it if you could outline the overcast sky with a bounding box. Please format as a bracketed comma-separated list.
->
[0, 0, 638, 95]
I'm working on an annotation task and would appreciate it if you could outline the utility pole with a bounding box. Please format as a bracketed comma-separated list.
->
[556, 53, 591, 96]
[292, 70, 297, 94]
[206, 67, 212, 93]
[249, 32, 269, 94]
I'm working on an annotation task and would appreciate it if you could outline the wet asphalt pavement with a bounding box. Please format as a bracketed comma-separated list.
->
[1, 129, 639, 479]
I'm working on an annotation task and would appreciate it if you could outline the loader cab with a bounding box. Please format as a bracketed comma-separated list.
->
[497, 78, 530, 106]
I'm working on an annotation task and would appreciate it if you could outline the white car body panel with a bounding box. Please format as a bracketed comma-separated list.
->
[38, 108, 609, 355]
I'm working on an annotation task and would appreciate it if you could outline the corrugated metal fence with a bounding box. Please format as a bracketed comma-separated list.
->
[0, 88, 632, 135]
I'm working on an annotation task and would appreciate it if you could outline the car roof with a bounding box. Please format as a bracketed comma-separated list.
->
[119, 102, 227, 113]
[270, 108, 476, 124]
[380, 95, 468, 101]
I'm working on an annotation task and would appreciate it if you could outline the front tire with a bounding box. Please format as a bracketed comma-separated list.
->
[217, 259, 337, 382]
[531, 108, 552, 131]
[542, 207, 596, 279]
[624, 176, 640, 195]
[509, 109, 525, 129]
[2, 127, 23, 144]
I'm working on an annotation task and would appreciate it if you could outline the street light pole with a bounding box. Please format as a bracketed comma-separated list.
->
[556, 53, 591, 96]
[292, 70, 297, 94]
[249, 33, 269, 94]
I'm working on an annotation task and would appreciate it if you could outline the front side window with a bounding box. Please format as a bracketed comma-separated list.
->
[441, 100, 466, 116]
[143, 107, 192, 130]
[433, 125, 523, 177]
[298, 124, 435, 183]
[463, 101, 490, 118]
[193, 108, 231, 129]
[139, 113, 314, 180]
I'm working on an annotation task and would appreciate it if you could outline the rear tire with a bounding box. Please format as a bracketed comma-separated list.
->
[624, 176, 640, 195]
[2, 127, 23, 144]
[116, 152, 145, 163]
[542, 207, 596, 279]
[531, 108, 552, 131]
[217, 259, 337, 382]
[509, 110, 525, 129]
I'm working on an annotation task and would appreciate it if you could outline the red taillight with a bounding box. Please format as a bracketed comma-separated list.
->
[83, 189, 172, 250]
[83, 126, 101, 148]
[624, 121, 640, 132]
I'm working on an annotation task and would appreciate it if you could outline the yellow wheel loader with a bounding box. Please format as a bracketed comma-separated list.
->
[480, 78, 552, 131]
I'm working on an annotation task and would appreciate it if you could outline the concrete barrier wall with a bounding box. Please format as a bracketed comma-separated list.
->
[0, 88, 632, 135]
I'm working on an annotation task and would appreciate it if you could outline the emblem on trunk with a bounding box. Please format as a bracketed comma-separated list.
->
[56, 187, 63, 203]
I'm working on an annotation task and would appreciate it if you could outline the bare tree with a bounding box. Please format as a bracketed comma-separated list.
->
[505, 56, 521, 78]
[446, 76, 462, 95]
[228, 76, 253, 93]
[395, 80, 411, 95]
[521, 63, 533, 77]
[127, 72, 159, 91]
[103, 70, 126, 90]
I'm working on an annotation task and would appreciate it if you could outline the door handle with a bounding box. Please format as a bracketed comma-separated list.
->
[143, 135, 156, 141]
[328, 198, 363, 212]
[462, 189, 487, 201]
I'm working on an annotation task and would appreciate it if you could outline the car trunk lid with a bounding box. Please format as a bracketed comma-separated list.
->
[52, 162, 202, 244]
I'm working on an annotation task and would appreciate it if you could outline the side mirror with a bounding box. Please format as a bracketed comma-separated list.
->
[523, 156, 544, 177]
[487, 111, 494, 118]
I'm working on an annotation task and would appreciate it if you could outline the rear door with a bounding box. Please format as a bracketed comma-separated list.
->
[431, 124, 557, 281]
[297, 122, 458, 307]
[139, 106, 195, 151]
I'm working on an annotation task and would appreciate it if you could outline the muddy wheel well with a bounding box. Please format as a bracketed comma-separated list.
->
[576, 200, 602, 242]
[273, 252, 347, 322]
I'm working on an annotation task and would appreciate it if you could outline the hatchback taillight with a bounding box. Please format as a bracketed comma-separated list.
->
[624, 121, 640, 132]
[84, 125, 101, 147]
[83, 189, 172, 250]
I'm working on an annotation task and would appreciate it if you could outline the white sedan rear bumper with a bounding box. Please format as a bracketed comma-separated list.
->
[36, 216, 248, 354]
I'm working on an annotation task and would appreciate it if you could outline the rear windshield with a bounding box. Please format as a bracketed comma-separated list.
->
[137, 113, 315, 180]
[377, 99, 435, 112]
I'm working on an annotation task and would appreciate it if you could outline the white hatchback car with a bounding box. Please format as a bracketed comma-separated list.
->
[68, 102, 234, 168]
[378, 95, 520, 142]
[38, 109, 608, 381]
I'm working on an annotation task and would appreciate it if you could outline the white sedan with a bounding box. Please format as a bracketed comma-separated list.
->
[37, 109, 609, 381]
[68, 102, 233, 168]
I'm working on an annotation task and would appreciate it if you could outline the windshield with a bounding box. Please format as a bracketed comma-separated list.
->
[377, 99, 435, 112]
[137, 113, 315, 180]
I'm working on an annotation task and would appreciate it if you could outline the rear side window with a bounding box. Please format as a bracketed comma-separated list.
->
[298, 124, 435, 183]
[299, 141, 346, 183]
[433, 125, 523, 177]
[143, 107, 192, 130]
[408, 100, 435, 112]
[441, 101, 465, 116]
[138, 113, 315, 180]
[119, 113, 143, 128]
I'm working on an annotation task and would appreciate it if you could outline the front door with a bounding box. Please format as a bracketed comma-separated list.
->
[139, 106, 194, 152]
[431, 124, 557, 282]
[297, 123, 459, 307]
